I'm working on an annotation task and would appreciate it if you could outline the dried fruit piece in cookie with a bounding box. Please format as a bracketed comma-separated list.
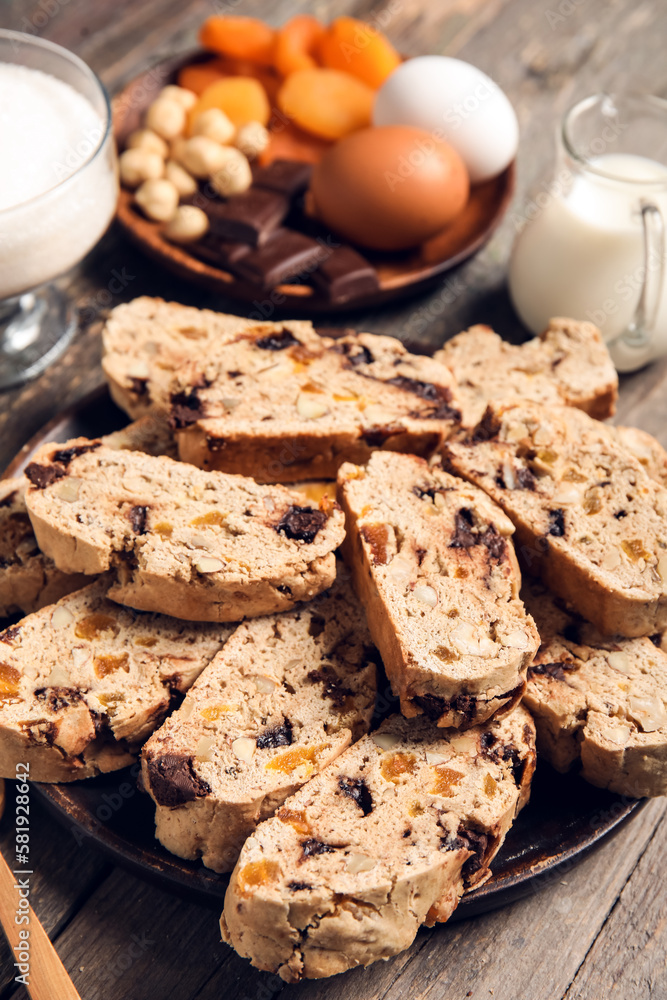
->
[0, 580, 231, 782]
[142, 571, 377, 871]
[24, 440, 344, 622]
[221, 706, 536, 981]
[337, 451, 539, 729]
[444, 402, 667, 637]
[524, 581, 667, 797]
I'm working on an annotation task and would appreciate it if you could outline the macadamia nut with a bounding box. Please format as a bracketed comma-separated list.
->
[165, 160, 198, 197]
[126, 128, 169, 158]
[180, 135, 233, 179]
[134, 178, 179, 222]
[164, 205, 210, 243]
[191, 108, 235, 145]
[160, 84, 197, 110]
[119, 148, 165, 188]
[145, 98, 187, 140]
[209, 147, 253, 196]
[234, 121, 270, 160]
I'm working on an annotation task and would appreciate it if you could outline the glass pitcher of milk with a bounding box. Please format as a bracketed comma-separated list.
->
[509, 94, 667, 372]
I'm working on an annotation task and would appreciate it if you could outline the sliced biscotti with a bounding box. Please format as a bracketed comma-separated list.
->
[102, 296, 313, 418]
[444, 403, 667, 638]
[0, 416, 176, 620]
[221, 706, 536, 982]
[0, 477, 87, 618]
[170, 326, 461, 483]
[337, 452, 539, 729]
[0, 580, 232, 782]
[434, 317, 618, 426]
[23, 440, 345, 622]
[523, 582, 667, 797]
[141, 573, 377, 872]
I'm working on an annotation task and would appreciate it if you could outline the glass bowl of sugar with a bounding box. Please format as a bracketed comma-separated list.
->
[0, 30, 118, 390]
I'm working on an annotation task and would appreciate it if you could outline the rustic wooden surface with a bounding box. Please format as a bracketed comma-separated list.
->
[1, 1, 667, 997]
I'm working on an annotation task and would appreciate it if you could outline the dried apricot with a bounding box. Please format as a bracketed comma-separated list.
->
[277, 68, 373, 141]
[318, 17, 401, 89]
[274, 15, 326, 76]
[257, 121, 331, 166]
[177, 58, 228, 96]
[199, 16, 276, 67]
[188, 77, 271, 131]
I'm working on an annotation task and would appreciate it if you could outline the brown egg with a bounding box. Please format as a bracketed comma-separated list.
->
[309, 125, 470, 251]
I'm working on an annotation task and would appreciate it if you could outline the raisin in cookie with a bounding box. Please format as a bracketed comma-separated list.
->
[23, 440, 344, 622]
[142, 572, 377, 872]
[523, 582, 667, 797]
[169, 326, 460, 483]
[0, 580, 232, 782]
[221, 706, 536, 982]
[337, 452, 539, 728]
[444, 402, 667, 637]
[434, 318, 617, 426]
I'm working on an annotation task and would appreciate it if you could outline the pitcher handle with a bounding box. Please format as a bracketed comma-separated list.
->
[608, 199, 665, 372]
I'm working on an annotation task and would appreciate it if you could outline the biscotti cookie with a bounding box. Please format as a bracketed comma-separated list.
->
[221, 706, 536, 982]
[0, 416, 176, 619]
[523, 582, 667, 797]
[434, 317, 618, 425]
[141, 573, 377, 872]
[613, 426, 667, 489]
[170, 326, 461, 483]
[444, 403, 667, 638]
[0, 580, 232, 782]
[23, 440, 345, 621]
[102, 296, 312, 418]
[337, 452, 539, 728]
[0, 477, 87, 618]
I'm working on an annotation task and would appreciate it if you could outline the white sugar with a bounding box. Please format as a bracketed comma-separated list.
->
[0, 63, 104, 210]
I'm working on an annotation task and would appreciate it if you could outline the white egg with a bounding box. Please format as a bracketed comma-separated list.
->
[373, 56, 519, 184]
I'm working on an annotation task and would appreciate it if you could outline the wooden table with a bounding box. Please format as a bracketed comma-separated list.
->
[2, 1, 667, 997]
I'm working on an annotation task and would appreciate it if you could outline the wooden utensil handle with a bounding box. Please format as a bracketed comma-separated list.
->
[0, 849, 81, 1000]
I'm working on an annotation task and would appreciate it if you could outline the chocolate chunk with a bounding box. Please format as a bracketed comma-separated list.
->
[146, 753, 211, 807]
[386, 376, 460, 421]
[528, 659, 574, 682]
[189, 231, 251, 271]
[361, 424, 404, 447]
[308, 615, 326, 637]
[614, 509, 628, 519]
[481, 524, 506, 560]
[24, 463, 66, 489]
[277, 583, 292, 595]
[233, 228, 328, 287]
[450, 508, 476, 548]
[516, 467, 537, 490]
[287, 881, 313, 892]
[480, 734, 527, 786]
[52, 442, 101, 466]
[547, 508, 566, 537]
[205, 188, 289, 246]
[459, 828, 491, 879]
[129, 377, 149, 398]
[412, 484, 437, 501]
[338, 340, 375, 367]
[338, 776, 373, 815]
[312, 245, 379, 303]
[276, 504, 327, 543]
[255, 327, 299, 351]
[307, 668, 352, 707]
[0, 490, 17, 508]
[129, 505, 149, 535]
[300, 838, 336, 859]
[256, 718, 293, 749]
[34, 687, 83, 712]
[169, 389, 203, 429]
[0, 625, 21, 644]
[471, 407, 502, 442]
[253, 159, 313, 197]
[413, 692, 476, 723]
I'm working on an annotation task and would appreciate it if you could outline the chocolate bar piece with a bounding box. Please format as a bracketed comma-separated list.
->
[233, 228, 329, 288]
[204, 188, 289, 246]
[189, 232, 251, 272]
[312, 245, 380, 302]
[253, 159, 313, 198]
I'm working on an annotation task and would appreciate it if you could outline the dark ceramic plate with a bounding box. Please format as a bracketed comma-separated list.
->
[112, 52, 515, 315]
[5, 387, 644, 914]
